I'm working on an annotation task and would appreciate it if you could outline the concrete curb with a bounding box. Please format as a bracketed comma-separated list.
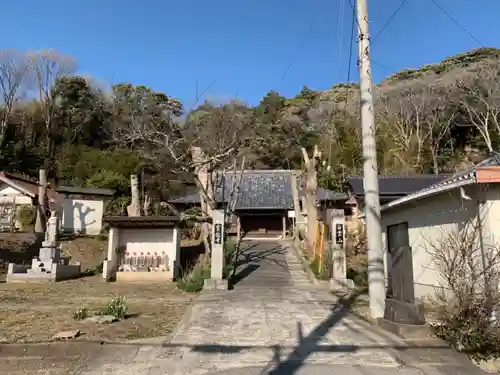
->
[290, 239, 319, 286]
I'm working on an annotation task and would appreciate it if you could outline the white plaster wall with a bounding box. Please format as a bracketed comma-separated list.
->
[118, 228, 180, 276]
[61, 198, 104, 235]
[0, 185, 32, 204]
[483, 185, 500, 246]
[381, 185, 479, 301]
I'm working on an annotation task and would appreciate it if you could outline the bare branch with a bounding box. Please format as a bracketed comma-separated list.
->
[0, 49, 30, 149]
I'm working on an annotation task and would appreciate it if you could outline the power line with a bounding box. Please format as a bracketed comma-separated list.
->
[277, 0, 326, 88]
[327, 0, 349, 167]
[346, 0, 362, 34]
[346, 2, 356, 84]
[333, 0, 347, 77]
[372, 0, 410, 43]
[370, 59, 393, 72]
[428, 0, 484, 47]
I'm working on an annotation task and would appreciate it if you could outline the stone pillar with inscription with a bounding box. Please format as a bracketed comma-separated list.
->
[204, 209, 229, 290]
[328, 209, 354, 292]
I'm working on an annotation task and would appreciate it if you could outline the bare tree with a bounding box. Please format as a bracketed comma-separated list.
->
[0, 49, 30, 150]
[424, 201, 500, 315]
[378, 85, 429, 172]
[423, 83, 455, 174]
[113, 99, 255, 252]
[458, 59, 500, 153]
[27, 49, 76, 158]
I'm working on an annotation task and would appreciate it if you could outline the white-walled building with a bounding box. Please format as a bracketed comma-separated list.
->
[380, 154, 500, 302]
[102, 216, 181, 282]
[0, 172, 114, 235]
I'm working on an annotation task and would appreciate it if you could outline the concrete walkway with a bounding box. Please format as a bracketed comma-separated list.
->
[78, 241, 487, 375]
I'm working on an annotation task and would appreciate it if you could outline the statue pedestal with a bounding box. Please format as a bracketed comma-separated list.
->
[6, 215, 81, 283]
[377, 298, 430, 340]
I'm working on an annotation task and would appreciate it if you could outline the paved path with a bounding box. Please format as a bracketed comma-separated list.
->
[75, 241, 487, 375]
[67, 242, 490, 375]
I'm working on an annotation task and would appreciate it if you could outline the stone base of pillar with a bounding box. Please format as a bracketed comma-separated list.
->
[329, 277, 355, 292]
[203, 278, 229, 291]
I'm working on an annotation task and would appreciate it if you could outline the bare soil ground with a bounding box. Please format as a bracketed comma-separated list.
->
[0, 276, 193, 343]
[0, 233, 201, 344]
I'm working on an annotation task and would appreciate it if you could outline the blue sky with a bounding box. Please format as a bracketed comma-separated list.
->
[2, 0, 499, 106]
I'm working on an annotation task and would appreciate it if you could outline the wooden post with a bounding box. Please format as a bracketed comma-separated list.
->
[35, 169, 47, 240]
[290, 171, 305, 239]
[319, 223, 325, 275]
[313, 221, 319, 260]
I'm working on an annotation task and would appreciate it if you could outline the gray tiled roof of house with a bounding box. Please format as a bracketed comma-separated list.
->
[413, 152, 500, 192]
[56, 186, 115, 196]
[169, 170, 347, 210]
[380, 153, 500, 212]
[346, 174, 449, 197]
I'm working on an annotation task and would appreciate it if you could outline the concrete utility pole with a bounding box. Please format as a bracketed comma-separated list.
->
[356, 0, 385, 319]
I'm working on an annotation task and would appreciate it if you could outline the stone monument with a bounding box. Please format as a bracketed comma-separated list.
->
[377, 245, 427, 339]
[328, 209, 354, 292]
[7, 211, 81, 282]
[203, 209, 229, 290]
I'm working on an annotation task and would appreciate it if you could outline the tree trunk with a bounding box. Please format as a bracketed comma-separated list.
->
[301, 146, 321, 255]
[191, 146, 215, 254]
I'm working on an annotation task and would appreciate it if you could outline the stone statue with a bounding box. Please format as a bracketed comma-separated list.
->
[44, 211, 58, 245]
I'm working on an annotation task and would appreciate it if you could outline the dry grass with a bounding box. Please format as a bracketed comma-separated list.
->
[0, 276, 194, 344]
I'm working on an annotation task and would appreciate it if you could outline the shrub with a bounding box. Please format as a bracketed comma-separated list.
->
[177, 239, 238, 292]
[16, 205, 37, 230]
[309, 246, 332, 280]
[177, 255, 211, 292]
[426, 215, 500, 360]
[432, 299, 500, 361]
[100, 296, 128, 320]
[73, 307, 89, 321]
[82, 262, 103, 276]
[347, 267, 368, 287]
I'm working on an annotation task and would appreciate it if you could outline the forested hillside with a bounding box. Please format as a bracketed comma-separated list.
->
[1, 47, 499, 211]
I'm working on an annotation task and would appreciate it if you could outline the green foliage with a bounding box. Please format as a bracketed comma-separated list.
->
[81, 262, 103, 277]
[309, 247, 332, 280]
[176, 239, 237, 292]
[433, 300, 500, 361]
[176, 256, 211, 293]
[100, 296, 128, 320]
[1, 47, 500, 213]
[16, 205, 37, 229]
[346, 267, 368, 287]
[72, 307, 89, 321]
[86, 170, 128, 194]
[105, 196, 131, 216]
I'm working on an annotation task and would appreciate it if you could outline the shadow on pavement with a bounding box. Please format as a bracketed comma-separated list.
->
[159, 289, 488, 374]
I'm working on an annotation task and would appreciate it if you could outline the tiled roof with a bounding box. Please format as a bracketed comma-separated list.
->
[0, 172, 115, 201]
[56, 186, 114, 196]
[169, 170, 347, 210]
[0, 172, 60, 202]
[346, 174, 449, 197]
[381, 153, 500, 212]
